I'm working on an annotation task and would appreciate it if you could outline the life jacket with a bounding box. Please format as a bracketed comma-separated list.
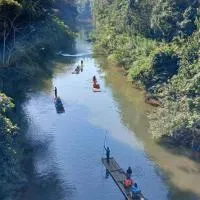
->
[124, 178, 133, 188]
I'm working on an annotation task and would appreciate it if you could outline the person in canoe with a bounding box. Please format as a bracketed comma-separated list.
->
[93, 75, 97, 83]
[80, 60, 83, 72]
[75, 65, 80, 73]
[123, 177, 133, 188]
[126, 166, 132, 178]
[130, 183, 144, 199]
[93, 82, 100, 89]
[56, 97, 61, 104]
[54, 87, 57, 98]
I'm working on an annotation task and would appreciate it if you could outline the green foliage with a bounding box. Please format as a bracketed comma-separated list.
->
[93, 0, 200, 148]
[127, 0, 154, 37]
[0, 93, 17, 138]
[0, 1, 77, 196]
[149, 97, 200, 139]
[0, 92, 20, 199]
[150, 0, 198, 41]
[0, 0, 77, 75]
[0, 93, 14, 112]
[0, 92, 17, 140]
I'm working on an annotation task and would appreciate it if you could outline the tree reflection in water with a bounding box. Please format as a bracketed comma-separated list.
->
[8, 111, 75, 200]
[16, 136, 75, 200]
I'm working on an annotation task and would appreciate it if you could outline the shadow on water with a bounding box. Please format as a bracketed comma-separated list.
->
[0, 64, 74, 200]
[16, 137, 75, 200]
[17, 105, 75, 200]
[166, 174, 200, 200]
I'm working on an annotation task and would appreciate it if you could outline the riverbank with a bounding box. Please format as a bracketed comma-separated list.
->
[93, 0, 200, 153]
[0, 1, 78, 199]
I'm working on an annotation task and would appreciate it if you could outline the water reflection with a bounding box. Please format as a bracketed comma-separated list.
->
[16, 113, 74, 200]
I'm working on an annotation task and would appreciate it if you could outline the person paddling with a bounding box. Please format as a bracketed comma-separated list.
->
[104, 146, 110, 163]
[131, 183, 144, 199]
[54, 87, 57, 98]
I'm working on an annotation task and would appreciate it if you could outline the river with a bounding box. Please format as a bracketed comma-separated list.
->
[18, 29, 200, 200]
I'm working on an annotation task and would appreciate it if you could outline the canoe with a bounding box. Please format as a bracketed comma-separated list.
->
[102, 157, 145, 200]
[72, 71, 80, 74]
[92, 83, 101, 92]
[54, 97, 65, 113]
[93, 87, 101, 92]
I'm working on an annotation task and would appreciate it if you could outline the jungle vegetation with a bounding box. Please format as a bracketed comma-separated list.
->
[0, 0, 77, 198]
[93, 0, 200, 150]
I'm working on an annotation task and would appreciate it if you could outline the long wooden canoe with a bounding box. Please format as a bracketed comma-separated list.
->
[101, 157, 145, 200]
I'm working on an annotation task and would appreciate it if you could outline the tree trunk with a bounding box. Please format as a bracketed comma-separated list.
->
[3, 21, 6, 65]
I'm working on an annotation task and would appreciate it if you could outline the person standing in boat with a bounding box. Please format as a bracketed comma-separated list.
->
[80, 60, 83, 72]
[54, 87, 57, 98]
[104, 146, 110, 163]
[126, 166, 132, 178]
[93, 75, 97, 83]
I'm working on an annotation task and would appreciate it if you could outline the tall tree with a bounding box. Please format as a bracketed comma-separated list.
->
[150, 0, 199, 41]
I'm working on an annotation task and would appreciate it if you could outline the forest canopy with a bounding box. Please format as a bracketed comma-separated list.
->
[93, 0, 200, 149]
[0, 1, 77, 198]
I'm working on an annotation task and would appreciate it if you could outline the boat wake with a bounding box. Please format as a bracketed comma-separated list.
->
[58, 52, 93, 57]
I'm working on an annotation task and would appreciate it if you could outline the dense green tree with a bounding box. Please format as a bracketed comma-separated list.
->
[127, 0, 154, 36]
[93, 0, 200, 149]
[150, 0, 199, 41]
[0, 1, 77, 198]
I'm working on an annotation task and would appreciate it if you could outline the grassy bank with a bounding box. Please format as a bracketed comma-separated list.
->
[93, 0, 200, 151]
